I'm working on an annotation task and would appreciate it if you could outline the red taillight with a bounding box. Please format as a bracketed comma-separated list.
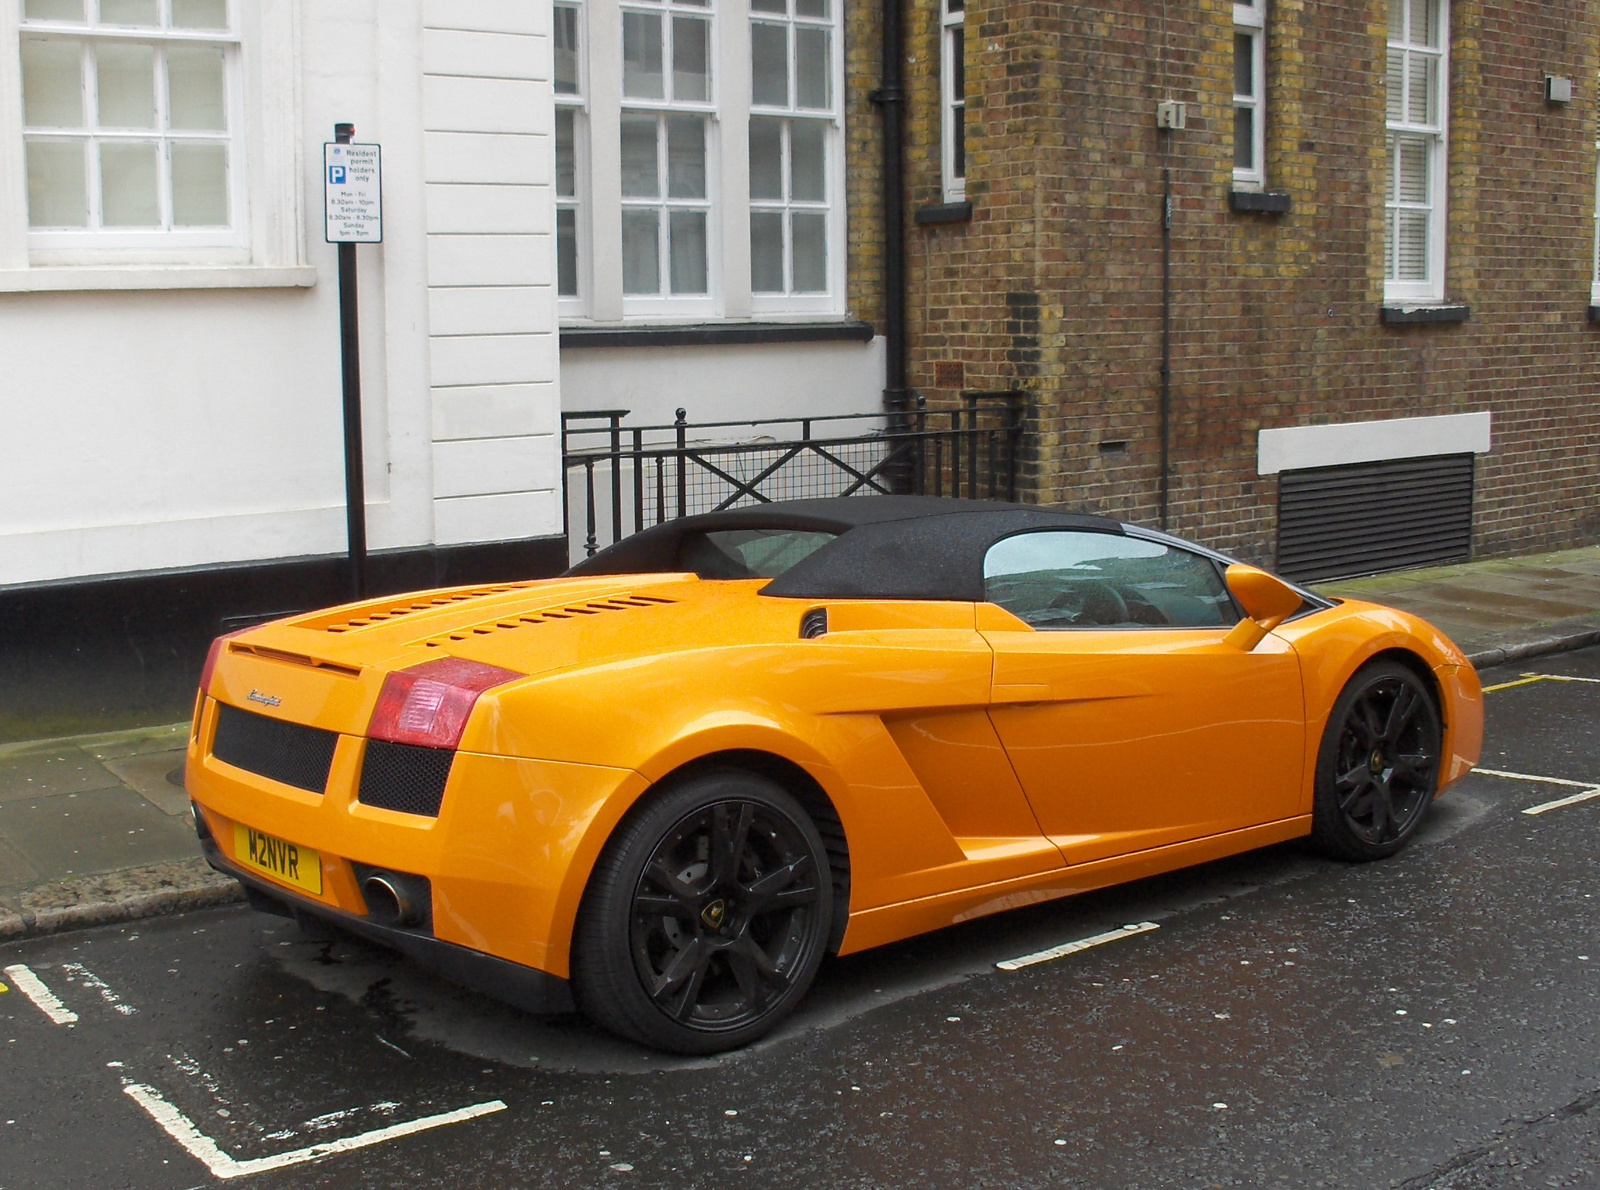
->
[199, 629, 250, 695]
[367, 657, 523, 749]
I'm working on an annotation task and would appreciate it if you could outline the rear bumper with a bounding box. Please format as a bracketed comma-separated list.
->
[199, 830, 575, 1014]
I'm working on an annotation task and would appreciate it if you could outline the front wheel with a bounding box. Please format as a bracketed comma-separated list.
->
[571, 769, 833, 1054]
[1310, 660, 1443, 862]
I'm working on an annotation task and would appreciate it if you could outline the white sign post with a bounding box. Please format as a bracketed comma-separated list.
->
[323, 141, 383, 243]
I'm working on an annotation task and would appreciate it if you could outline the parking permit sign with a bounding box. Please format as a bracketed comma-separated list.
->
[324, 142, 382, 243]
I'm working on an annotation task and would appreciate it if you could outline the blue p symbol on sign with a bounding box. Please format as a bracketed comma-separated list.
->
[328, 165, 346, 184]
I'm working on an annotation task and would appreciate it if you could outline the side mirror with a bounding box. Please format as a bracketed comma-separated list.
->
[1223, 564, 1303, 652]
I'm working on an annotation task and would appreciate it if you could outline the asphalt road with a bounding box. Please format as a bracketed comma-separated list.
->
[4, 648, 1600, 1189]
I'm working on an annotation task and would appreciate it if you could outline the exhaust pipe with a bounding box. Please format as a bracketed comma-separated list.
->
[362, 871, 427, 927]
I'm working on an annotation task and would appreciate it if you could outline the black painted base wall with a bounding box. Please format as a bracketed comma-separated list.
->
[0, 537, 569, 744]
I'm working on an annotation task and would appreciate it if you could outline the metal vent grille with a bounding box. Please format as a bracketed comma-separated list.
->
[422, 594, 677, 648]
[297, 584, 534, 634]
[1277, 453, 1474, 583]
[358, 740, 456, 817]
[211, 704, 338, 794]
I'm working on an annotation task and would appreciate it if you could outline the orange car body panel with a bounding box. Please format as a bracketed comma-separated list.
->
[187, 574, 1483, 987]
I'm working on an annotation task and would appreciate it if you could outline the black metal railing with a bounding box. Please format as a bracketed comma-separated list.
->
[561, 391, 1025, 558]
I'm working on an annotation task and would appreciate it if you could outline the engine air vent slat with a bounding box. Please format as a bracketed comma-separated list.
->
[420, 593, 677, 647]
[299, 583, 536, 633]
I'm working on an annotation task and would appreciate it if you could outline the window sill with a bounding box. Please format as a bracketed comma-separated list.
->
[0, 266, 318, 293]
[914, 200, 974, 226]
[1229, 190, 1292, 215]
[560, 320, 876, 349]
[1380, 303, 1470, 325]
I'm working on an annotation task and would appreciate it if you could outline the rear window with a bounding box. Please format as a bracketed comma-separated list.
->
[674, 529, 837, 580]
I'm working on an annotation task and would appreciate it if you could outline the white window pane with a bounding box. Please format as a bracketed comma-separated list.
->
[796, 0, 828, 15]
[749, 117, 782, 199]
[795, 27, 830, 109]
[1388, 0, 1404, 40]
[669, 210, 707, 294]
[168, 44, 227, 131]
[1385, 209, 1395, 278]
[1397, 135, 1428, 202]
[751, 23, 788, 105]
[25, 140, 88, 226]
[556, 108, 577, 198]
[24, 0, 84, 19]
[672, 16, 710, 102]
[21, 38, 83, 129]
[623, 11, 664, 99]
[1410, 0, 1436, 46]
[751, 211, 783, 291]
[1397, 209, 1428, 279]
[1234, 33, 1253, 97]
[949, 25, 965, 101]
[1386, 49, 1404, 122]
[751, 0, 786, 11]
[791, 212, 826, 291]
[557, 208, 578, 296]
[620, 114, 659, 197]
[1407, 55, 1436, 124]
[1385, 133, 1396, 201]
[622, 209, 660, 293]
[171, 141, 227, 224]
[170, 0, 228, 29]
[100, 140, 160, 225]
[1234, 107, 1254, 171]
[790, 120, 825, 201]
[96, 41, 155, 129]
[554, 6, 580, 95]
[666, 115, 705, 199]
[99, 0, 158, 25]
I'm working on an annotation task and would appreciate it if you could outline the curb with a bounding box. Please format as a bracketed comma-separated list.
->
[1465, 626, 1600, 671]
[0, 862, 244, 942]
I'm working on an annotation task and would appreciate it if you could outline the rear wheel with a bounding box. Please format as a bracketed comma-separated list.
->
[571, 769, 833, 1054]
[1310, 660, 1442, 861]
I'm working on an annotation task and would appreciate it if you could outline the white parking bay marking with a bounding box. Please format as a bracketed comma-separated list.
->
[122, 1082, 506, 1180]
[997, 922, 1161, 971]
[60, 963, 137, 1016]
[2, 965, 78, 1025]
[1471, 768, 1600, 816]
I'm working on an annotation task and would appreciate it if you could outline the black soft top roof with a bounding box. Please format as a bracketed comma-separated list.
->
[565, 497, 1123, 601]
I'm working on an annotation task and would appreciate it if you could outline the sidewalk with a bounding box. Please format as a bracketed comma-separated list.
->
[2, 543, 1597, 942]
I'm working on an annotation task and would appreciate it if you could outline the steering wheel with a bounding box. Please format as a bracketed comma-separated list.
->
[1049, 580, 1130, 626]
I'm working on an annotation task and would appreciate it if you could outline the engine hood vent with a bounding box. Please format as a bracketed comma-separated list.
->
[295, 584, 536, 634]
[421, 594, 677, 649]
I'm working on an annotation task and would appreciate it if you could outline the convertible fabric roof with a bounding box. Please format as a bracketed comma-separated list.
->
[566, 497, 1122, 601]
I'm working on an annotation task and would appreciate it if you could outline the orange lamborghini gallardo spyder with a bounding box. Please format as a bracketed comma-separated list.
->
[187, 497, 1483, 1053]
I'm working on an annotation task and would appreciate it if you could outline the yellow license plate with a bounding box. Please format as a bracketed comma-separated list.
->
[234, 824, 323, 896]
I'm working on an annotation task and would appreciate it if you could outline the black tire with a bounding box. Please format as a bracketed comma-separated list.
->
[1310, 660, 1443, 861]
[571, 769, 834, 1054]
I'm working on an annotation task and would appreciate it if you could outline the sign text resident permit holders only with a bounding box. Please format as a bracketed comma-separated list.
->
[324, 141, 382, 243]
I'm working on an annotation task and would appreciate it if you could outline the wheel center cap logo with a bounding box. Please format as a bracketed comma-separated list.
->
[700, 899, 727, 930]
[1370, 749, 1385, 774]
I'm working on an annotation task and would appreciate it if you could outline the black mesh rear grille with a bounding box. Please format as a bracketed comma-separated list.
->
[358, 740, 455, 817]
[212, 704, 338, 794]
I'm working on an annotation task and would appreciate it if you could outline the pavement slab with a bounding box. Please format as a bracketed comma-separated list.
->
[0, 788, 199, 882]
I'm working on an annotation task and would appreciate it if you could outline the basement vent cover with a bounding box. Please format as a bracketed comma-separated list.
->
[1275, 453, 1474, 583]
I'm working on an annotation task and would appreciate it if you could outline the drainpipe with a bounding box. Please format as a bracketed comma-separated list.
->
[1159, 166, 1172, 531]
[871, 0, 908, 422]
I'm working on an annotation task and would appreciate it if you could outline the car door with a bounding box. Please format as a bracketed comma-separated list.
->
[980, 529, 1305, 867]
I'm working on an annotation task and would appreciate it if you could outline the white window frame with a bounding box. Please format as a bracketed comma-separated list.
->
[940, 0, 963, 202]
[563, 0, 846, 327]
[1384, 0, 1449, 304]
[1592, 86, 1599, 305]
[748, 0, 845, 317]
[555, 1, 588, 316]
[0, 0, 305, 282]
[1232, 0, 1265, 190]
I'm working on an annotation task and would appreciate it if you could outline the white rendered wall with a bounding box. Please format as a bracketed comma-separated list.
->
[560, 337, 887, 426]
[0, 0, 562, 588]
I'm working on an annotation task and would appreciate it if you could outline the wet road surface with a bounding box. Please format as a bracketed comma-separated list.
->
[3, 648, 1600, 1189]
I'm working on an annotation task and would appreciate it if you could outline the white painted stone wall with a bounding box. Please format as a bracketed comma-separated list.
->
[0, 0, 562, 588]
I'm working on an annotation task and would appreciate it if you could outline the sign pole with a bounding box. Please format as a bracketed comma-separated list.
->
[325, 123, 382, 601]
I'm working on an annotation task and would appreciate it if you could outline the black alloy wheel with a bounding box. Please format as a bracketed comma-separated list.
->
[572, 770, 833, 1054]
[1311, 660, 1443, 861]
